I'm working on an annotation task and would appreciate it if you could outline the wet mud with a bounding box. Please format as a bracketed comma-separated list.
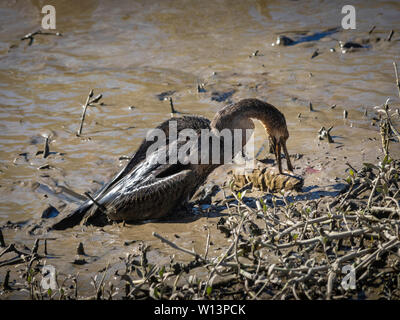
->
[0, 0, 400, 299]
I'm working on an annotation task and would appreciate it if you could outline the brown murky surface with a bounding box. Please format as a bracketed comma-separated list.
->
[0, 0, 400, 298]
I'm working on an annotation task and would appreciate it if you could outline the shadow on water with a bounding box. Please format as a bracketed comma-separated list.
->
[292, 183, 347, 201]
[281, 27, 340, 46]
[237, 182, 347, 208]
[124, 206, 228, 226]
[36, 172, 347, 227]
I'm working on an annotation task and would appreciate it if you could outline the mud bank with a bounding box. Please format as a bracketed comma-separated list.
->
[0, 0, 400, 299]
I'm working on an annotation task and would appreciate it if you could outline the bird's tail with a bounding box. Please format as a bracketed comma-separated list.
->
[49, 200, 93, 230]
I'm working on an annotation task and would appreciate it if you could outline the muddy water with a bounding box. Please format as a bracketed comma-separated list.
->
[0, 0, 400, 298]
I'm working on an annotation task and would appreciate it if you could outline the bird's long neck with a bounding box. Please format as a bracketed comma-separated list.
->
[211, 98, 287, 139]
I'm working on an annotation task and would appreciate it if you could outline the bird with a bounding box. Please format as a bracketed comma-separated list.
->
[50, 98, 293, 229]
[211, 98, 293, 174]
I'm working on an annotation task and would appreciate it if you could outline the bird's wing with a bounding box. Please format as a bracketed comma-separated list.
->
[50, 116, 210, 229]
[102, 167, 196, 221]
[97, 137, 193, 205]
[91, 115, 210, 201]
[82, 137, 199, 222]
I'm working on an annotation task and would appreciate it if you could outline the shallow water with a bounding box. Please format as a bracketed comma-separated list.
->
[0, 0, 400, 298]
